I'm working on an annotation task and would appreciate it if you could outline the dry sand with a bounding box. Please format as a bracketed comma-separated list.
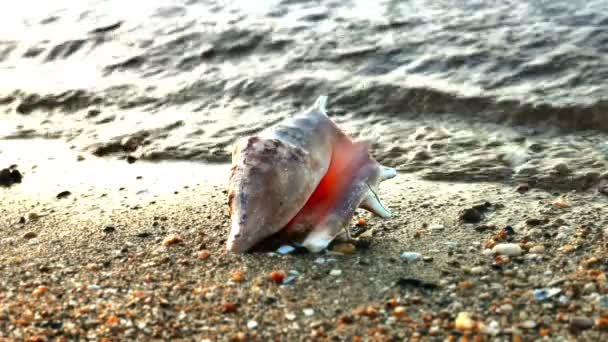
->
[1, 139, 607, 341]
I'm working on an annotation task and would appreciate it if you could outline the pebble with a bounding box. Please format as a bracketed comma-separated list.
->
[500, 304, 514, 313]
[492, 243, 523, 256]
[23, 232, 37, 239]
[285, 313, 296, 321]
[533, 288, 562, 301]
[314, 257, 326, 265]
[283, 270, 300, 285]
[329, 269, 342, 276]
[277, 245, 295, 255]
[583, 282, 597, 294]
[198, 250, 211, 260]
[455, 312, 474, 331]
[569, 316, 594, 331]
[331, 242, 356, 254]
[520, 320, 537, 329]
[529, 245, 545, 254]
[400, 252, 422, 262]
[482, 249, 495, 256]
[269, 271, 286, 284]
[303, 309, 314, 317]
[484, 320, 501, 336]
[247, 320, 258, 330]
[429, 224, 445, 231]
[553, 198, 571, 209]
[162, 234, 183, 247]
[470, 266, 487, 275]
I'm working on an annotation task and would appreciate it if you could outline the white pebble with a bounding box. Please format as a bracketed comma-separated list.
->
[529, 245, 545, 254]
[400, 252, 422, 262]
[277, 245, 296, 255]
[482, 249, 495, 256]
[470, 266, 487, 275]
[285, 313, 296, 321]
[429, 224, 445, 231]
[500, 304, 514, 313]
[329, 269, 342, 276]
[247, 320, 258, 329]
[303, 309, 314, 317]
[492, 243, 523, 256]
[314, 257, 326, 265]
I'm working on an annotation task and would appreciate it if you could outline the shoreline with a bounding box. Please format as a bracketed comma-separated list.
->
[1, 138, 607, 340]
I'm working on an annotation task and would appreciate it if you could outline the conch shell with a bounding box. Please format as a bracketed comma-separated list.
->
[227, 96, 396, 253]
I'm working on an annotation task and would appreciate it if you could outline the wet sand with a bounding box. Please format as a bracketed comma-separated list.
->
[1, 139, 607, 341]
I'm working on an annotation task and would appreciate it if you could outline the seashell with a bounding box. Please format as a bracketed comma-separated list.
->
[227, 95, 396, 253]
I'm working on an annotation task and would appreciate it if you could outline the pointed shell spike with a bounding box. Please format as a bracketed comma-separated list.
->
[313, 95, 328, 114]
[360, 187, 392, 218]
[380, 165, 397, 181]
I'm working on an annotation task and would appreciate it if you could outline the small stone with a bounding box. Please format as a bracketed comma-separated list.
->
[269, 271, 286, 284]
[0, 166, 23, 187]
[529, 245, 545, 254]
[492, 243, 523, 256]
[247, 320, 258, 330]
[553, 198, 570, 209]
[455, 312, 474, 331]
[459, 208, 483, 223]
[569, 316, 594, 331]
[393, 306, 407, 318]
[285, 313, 296, 321]
[277, 245, 295, 255]
[56, 191, 72, 199]
[470, 266, 487, 275]
[582, 257, 600, 268]
[232, 271, 246, 283]
[283, 270, 300, 285]
[162, 234, 183, 247]
[429, 224, 445, 231]
[222, 303, 237, 313]
[314, 257, 326, 265]
[331, 242, 356, 254]
[303, 309, 314, 317]
[583, 283, 597, 294]
[534, 288, 562, 302]
[103, 225, 116, 233]
[32, 285, 49, 297]
[329, 269, 342, 276]
[198, 250, 211, 260]
[106, 315, 120, 326]
[400, 252, 422, 262]
[23, 232, 37, 239]
[520, 320, 537, 329]
[500, 304, 513, 313]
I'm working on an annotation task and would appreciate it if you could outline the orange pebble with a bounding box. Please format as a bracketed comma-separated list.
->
[269, 271, 286, 284]
[32, 285, 49, 298]
[198, 250, 211, 259]
[106, 315, 120, 326]
[162, 234, 183, 247]
[232, 271, 246, 282]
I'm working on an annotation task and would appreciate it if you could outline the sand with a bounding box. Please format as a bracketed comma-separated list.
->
[1, 139, 607, 341]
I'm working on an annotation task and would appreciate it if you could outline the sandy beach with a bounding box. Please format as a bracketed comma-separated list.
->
[1, 138, 607, 341]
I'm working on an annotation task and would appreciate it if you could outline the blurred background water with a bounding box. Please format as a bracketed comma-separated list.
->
[1, 0, 607, 189]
